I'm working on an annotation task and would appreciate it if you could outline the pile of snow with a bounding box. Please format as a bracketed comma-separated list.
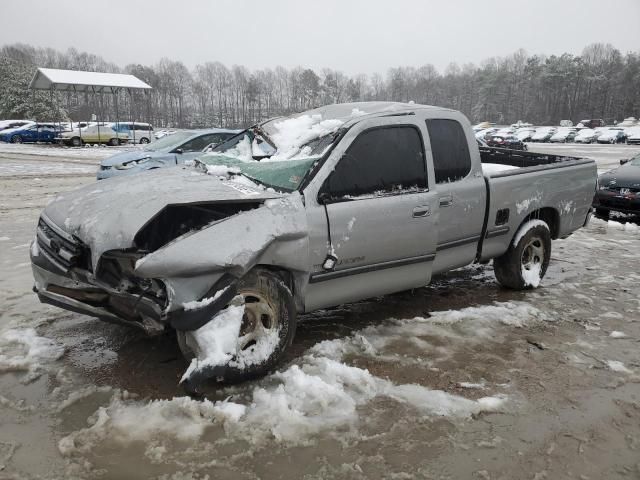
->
[482, 163, 519, 174]
[60, 302, 545, 453]
[609, 331, 627, 339]
[606, 220, 639, 233]
[606, 360, 633, 374]
[265, 114, 343, 161]
[0, 328, 65, 381]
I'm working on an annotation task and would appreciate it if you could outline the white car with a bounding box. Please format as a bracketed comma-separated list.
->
[574, 128, 599, 144]
[596, 128, 627, 144]
[112, 122, 154, 144]
[515, 128, 536, 142]
[530, 127, 557, 142]
[550, 128, 577, 143]
[626, 127, 640, 145]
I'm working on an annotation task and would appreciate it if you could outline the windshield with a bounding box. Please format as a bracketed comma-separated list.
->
[630, 154, 640, 166]
[197, 154, 319, 192]
[144, 131, 194, 152]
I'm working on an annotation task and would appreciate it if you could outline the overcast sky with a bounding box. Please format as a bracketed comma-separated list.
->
[1, 0, 639, 74]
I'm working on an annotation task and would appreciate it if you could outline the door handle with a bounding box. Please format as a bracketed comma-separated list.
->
[412, 205, 431, 218]
[439, 195, 453, 207]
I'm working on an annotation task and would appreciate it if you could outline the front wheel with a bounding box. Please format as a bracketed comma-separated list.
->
[178, 268, 296, 386]
[493, 220, 551, 290]
[139, 137, 150, 144]
[70, 136, 83, 147]
[108, 138, 119, 146]
[11, 135, 22, 144]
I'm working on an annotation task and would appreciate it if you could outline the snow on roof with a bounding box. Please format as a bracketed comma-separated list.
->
[29, 68, 152, 92]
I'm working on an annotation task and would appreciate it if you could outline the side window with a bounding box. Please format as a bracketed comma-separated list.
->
[181, 135, 213, 152]
[324, 126, 426, 199]
[425, 119, 471, 183]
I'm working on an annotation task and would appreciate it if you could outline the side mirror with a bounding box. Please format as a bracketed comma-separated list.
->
[620, 158, 630, 165]
[175, 148, 184, 154]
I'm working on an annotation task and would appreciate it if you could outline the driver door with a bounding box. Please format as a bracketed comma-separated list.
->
[303, 119, 439, 311]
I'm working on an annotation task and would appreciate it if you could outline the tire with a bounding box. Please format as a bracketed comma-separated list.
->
[178, 268, 297, 385]
[71, 137, 83, 147]
[493, 220, 551, 290]
[11, 135, 22, 144]
[108, 138, 119, 146]
[595, 208, 610, 219]
[139, 137, 150, 144]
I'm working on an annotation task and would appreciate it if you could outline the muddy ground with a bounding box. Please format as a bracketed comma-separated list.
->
[1, 144, 640, 480]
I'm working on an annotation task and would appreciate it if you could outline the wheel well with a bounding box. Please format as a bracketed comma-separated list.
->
[521, 207, 560, 239]
[255, 265, 294, 293]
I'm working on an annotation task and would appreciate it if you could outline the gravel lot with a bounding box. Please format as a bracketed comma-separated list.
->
[1, 143, 639, 480]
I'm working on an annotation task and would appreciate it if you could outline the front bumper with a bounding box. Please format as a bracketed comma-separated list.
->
[593, 190, 640, 214]
[32, 238, 238, 334]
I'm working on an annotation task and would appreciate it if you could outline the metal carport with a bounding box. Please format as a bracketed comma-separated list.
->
[29, 68, 152, 145]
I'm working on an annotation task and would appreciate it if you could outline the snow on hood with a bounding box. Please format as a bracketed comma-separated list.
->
[42, 167, 283, 271]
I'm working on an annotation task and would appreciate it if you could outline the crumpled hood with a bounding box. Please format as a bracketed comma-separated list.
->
[42, 167, 284, 270]
[100, 150, 171, 167]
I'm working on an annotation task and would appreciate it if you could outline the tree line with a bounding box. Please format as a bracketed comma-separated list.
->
[1, 42, 639, 128]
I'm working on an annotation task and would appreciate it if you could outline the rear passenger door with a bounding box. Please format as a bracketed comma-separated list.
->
[304, 120, 439, 311]
[425, 118, 487, 274]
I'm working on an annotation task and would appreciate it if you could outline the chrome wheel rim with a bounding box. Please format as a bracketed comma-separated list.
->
[237, 289, 278, 352]
[521, 237, 544, 272]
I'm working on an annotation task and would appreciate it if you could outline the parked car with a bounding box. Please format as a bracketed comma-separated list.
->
[486, 134, 527, 150]
[596, 128, 627, 144]
[574, 128, 600, 144]
[515, 127, 536, 142]
[550, 128, 577, 143]
[578, 119, 605, 129]
[30, 101, 596, 390]
[0, 123, 63, 143]
[154, 129, 177, 139]
[626, 127, 640, 145]
[0, 119, 33, 132]
[619, 117, 638, 127]
[593, 153, 640, 216]
[97, 128, 239, 179]
[112, 122, 154, 144]
[530, 127, 557, 142]
[56, 125, 129, 146]
[475, 127, 498, 140]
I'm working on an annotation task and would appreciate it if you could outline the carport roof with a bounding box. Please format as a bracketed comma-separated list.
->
[29, 68, 152, 92]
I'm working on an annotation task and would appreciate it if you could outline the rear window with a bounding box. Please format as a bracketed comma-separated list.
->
[426, 119, 471, 183]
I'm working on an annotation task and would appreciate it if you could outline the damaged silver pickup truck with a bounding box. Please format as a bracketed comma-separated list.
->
[30, 102, 596, 391]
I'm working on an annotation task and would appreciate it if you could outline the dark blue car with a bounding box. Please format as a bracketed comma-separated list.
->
[0, 123, 64, 143]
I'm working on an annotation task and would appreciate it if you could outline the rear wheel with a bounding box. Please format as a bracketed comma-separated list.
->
[139, 137, 150, 144]
[178, 268, 296, 387]
[494, 220, 551, 290]
[108, 138, 119, 146]
[595, 208, 610, 219]
[10, 135, 22, 144]
[70, 137, 83, 147]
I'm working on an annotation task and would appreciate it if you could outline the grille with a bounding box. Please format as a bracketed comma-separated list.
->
[36, 217, 91, 272]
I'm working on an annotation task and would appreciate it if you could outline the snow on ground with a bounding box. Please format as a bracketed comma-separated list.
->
[57, 301, 548, 457]
[0, 328, 65, 382]
[0, 161, 96, 177]
[0, 143, 137, 160]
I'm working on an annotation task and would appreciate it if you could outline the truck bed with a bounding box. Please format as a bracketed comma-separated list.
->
[477, 146, 597, 261]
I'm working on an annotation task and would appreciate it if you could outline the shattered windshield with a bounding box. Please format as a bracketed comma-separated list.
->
[196, 154, 319, 192]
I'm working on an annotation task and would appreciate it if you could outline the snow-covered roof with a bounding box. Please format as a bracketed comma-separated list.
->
[29, 68, 152, 92]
